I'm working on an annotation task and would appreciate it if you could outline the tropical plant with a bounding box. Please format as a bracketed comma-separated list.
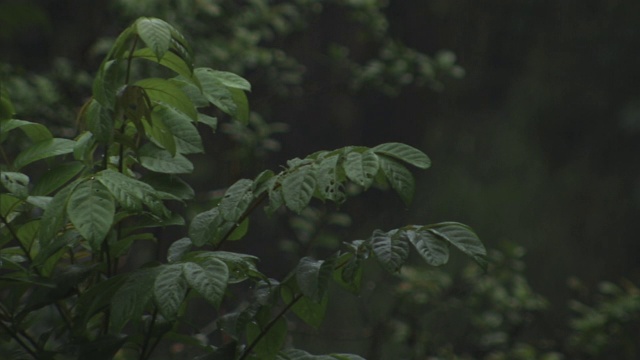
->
[0, 17, 485, 359]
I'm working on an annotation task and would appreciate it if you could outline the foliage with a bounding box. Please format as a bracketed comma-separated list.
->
[566, 279, 640, 359]
[0, 18, 485, 359]
[365, 242, 640, 360]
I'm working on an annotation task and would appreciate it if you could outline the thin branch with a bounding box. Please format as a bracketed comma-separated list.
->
[0, 321, 40, 358]
[139, 307, 158, 360]
[0, 213, 31, 261]
[215, 191, 270, 251]
[238, 293, 303, 360]
[125, 36, 139, 85]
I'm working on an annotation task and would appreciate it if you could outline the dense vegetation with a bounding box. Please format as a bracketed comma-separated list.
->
[2, 1, 640, 359]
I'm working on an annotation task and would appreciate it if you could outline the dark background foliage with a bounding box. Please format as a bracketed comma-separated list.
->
[2, 0, 640, 358]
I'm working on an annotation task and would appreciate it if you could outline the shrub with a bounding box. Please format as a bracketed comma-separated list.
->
[0, 18, 485, 359]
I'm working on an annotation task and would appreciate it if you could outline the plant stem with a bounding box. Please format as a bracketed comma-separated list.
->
[0, 214, 30, 260]
[125, 36, 139, 85]
[0, 321, 40, 358]
[215, 191, 270, 250]
[238, 293, 303, 360]
[139, 307, 158, 360]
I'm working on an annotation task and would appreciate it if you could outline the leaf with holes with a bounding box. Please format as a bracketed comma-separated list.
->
[314, 155, 345, 204]
[0, 172, 29, 198]
[67, 179, 115, 250]
[343, 149, 379, 189]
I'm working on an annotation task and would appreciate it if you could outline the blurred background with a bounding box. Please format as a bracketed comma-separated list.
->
[2, 0, 639, 358]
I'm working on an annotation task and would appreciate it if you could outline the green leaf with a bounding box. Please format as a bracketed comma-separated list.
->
[136, 17, 172, 60]
[138, 143, 194, 174]
[281, 286, 328, 329]
[343, 149, 379, 189]
[202, 70, 251, 91]
[75, 275, 127, 329]
[332, 253, 364, 295]
[194, 68, 237, 116]
[96, 169, 169, 217]
[85, 99, 114, 144]
[67, 179, 115, 250]
[370, 229, 410, 273]
[246, 317, 287, 359]
[39, 180, 81, 246]
[296, 257, 335, 302]
[282, 166, 316, 214]
[104, 24, 136, 60]
[188, 208, 235, 247]
[421, 222, 487, 270]
[277, 349, 365, 360]
[141, 173, 194, 200]
[373, 142, 431, 169]
[227, 218, 250, 241]
[32, 162, 84, 197]
[194, 251, 261, 284]
[73, 131, 96, 163]
[182, 260, 228, 307]
[167, 238, 192, 263]
[167, 23, 194, 70]
[26, 196, 50, 210]
[0, 119, 52, 142]
[13, 138, 75, 169]
[133, 48, 196, 85]
[152, 103, 203, 154]
[146, 106, 177, 156]
[229, 87, 250, 124]
[405, 229, 450, 266]
[0, 172, 29, 198]
[93, 59, 124, 110]
[378, 156, 415, 206]
[189, 208, 218, 247]
[314, 155, 345, 204]
[110, 267, 158, 333]
[197, 113, 218, 131]
[219, 179, 254, 222]
[0, 89, 15, 121]
[154, 264, 188, 320]
[136, 78, 198, 120]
